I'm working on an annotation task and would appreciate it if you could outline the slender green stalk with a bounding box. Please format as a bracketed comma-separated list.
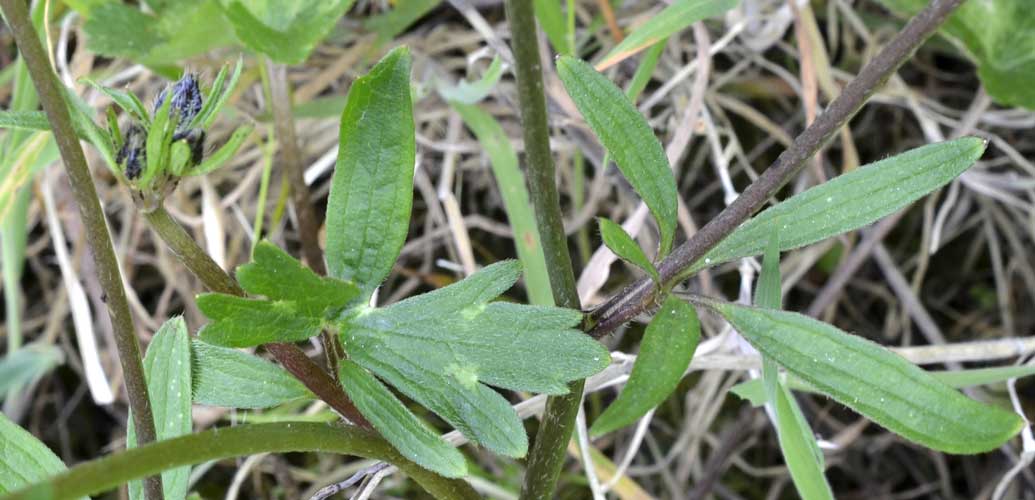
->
[0, 422, 477, 500]
[142, 205, 371, 429]
[587, 0, 966, 338]
[504, 1, 583, 498]
[144, 206, 245, 296]
[0, 1, 163, 498]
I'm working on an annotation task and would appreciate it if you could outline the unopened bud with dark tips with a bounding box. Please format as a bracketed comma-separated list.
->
[155, 72, 203, 131]
[116, 124, 147, 180]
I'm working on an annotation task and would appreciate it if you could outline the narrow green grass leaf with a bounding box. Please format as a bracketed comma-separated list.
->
[450, 102, 553, 305]
[128, 317, 192, 500]
[0, 412, 71, 495]
[590, 295, 699, 437]
[0, 110, 51, 131]
[707, 301, 1024, 454]
[326, 46, 415, 290]
[596, 0, 739, 70]
[625, 40, 667, 99]
[438, 57, 503, 105]
[534, 0, 573, 56]
[691, 138, 987, 275]
[191, 340, 311, 409]
[184, 125, 253, 176]
[557, 56, 678, 256]
[756, 230, 833, 500]
[364, 0, 439, 43]
[339, 360, 467, 478]
[0, 345, 62, 399]
[597, 217, 659, 282]
[343, 261, 610, 456]
[733, 364, 1035, 407]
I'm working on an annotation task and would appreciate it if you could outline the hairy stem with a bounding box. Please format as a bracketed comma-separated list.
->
[588, 0, 965, 338]
[0, 1, 163, 498]
[144, 207, 245, 296]
[264, 58, 344, 376]
[504, 1, 583, 498]
[1, 423, 476, 500]
[143, 206, 370, 428]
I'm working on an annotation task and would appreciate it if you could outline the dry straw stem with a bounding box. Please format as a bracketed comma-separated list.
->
[0, 0, 163, 498]
[588, 0, 967, 338]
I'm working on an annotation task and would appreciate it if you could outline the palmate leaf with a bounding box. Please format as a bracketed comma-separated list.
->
[340, 261, 610, 457]
[689, 138, 986, 275]
[197, 241, 359, 347]
[703, 300, 1024, 454]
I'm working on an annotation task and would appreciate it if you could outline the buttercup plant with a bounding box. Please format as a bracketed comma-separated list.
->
[0, 0, 1031, 499]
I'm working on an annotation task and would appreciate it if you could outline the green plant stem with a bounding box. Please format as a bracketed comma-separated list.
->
[145, 206, 245, 296]
[0, 422, 478, 500]
[142, 205, 371, 429]
[0, 1, 163, 499]
[587, 0, 966, 338]
[504, 1, 584, 498]
[264, 58, 345, 376]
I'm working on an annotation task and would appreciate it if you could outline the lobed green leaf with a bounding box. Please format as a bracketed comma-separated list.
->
[326, 46, 415, 291]
[197, 295, 322, 347]
[590, 295, 699, 437]
[707, 301, 1024, 454]
[128, 317, 192, 500]
[557, 56, 678, 256]
[342, 261, 610, 456]
[191, 340, 311, 408]
[690, 138, 987, 275]
[238, 241, 360, 315]
[597, 217, 659, 283]
[197, 242, 359, 347]
[339, 360, 467, 478]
